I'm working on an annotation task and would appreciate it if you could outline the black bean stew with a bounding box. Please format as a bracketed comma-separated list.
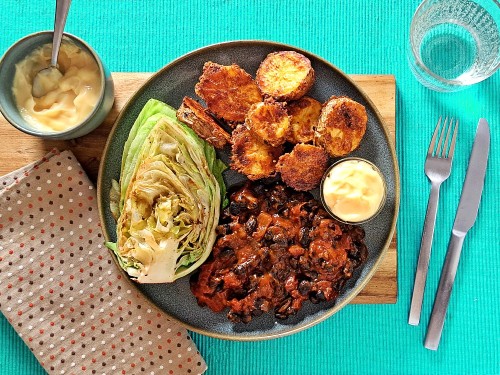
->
[190, 182, 368, 323]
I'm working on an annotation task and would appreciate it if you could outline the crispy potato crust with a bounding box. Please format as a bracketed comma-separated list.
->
[195, 62, 262, 123]
[256, 51, 315, 101]
[245, 99, 290, 147]
[176, 96, 231, 149]
[231, 125, 283, 180]
[277, 144, 329, 191]
[286, 96, 322, 144]
[316, 96, 367, 157]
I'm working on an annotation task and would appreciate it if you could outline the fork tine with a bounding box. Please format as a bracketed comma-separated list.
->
[428, 116, 442, 157]
[440, 117, 454, 157]
[435, 117, 448, 156]
[447, 119, 459, 159]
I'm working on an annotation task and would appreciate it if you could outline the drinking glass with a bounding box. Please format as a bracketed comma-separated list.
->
[408, 0, 500, 91]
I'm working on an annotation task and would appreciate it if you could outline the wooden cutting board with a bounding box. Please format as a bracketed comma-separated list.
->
[0, 72, 397, 304]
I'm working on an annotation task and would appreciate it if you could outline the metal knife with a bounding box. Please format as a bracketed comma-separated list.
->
[424, 118, 490, 350]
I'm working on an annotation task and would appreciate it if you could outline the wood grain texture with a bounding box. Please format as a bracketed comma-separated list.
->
[0, 72, 397, 303]
[349, 74, 397, 304]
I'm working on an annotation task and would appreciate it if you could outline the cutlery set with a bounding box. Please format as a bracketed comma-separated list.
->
[409, 118, 490, 350]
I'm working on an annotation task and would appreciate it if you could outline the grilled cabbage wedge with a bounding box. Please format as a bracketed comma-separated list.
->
[107, 99, 227, 283]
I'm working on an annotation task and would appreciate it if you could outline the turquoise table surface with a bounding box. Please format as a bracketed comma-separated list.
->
[1, 1, 499, 374]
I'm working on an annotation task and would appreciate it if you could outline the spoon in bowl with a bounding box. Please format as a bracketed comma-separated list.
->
[32, 0, 72, 98]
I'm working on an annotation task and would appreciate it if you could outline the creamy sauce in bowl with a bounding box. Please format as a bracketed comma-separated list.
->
[321, 158, 386, 223]
[12, 41, 101, 132]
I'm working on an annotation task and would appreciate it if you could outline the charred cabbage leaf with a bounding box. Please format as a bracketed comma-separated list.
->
[108, 99, 226, 283]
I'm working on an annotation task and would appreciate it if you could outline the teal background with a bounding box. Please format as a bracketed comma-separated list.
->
[1, 0, 499, 374]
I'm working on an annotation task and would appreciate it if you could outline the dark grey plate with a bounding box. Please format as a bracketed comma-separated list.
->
[97, 40, 400, 341]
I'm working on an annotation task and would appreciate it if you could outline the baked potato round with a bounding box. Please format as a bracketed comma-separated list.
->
[315, 96, 367, 157]
[277, 143, 329, 191]
[231, 124, 283, 180]
[286, 96, 322, 144]
[195, 62, 262, 123]
[256, 51, 315, 101]
[245, 99, 290, 147]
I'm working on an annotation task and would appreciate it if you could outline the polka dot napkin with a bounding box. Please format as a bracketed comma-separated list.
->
[0, 149, 207, 375]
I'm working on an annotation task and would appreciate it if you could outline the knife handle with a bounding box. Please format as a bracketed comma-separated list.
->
[424, 230, 466, 350]
[409, 182, 441, 326]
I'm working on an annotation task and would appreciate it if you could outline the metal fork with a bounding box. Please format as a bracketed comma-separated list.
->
[408, 117, 458, 326]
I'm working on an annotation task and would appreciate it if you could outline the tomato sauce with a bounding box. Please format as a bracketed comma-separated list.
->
[190, 182, 368, 323]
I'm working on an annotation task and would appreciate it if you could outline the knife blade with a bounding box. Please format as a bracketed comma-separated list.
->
[452, 118, 490, 234]
[424, 118, 490, 350]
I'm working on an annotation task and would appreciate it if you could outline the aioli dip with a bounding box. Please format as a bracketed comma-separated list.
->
[12, 41, 101, 132]
[321, 158, 386, 223]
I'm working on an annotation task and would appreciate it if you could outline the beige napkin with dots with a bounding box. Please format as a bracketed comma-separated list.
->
[0, 149, 207, 375]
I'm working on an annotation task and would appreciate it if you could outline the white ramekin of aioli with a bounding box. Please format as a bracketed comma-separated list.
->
[320, 157, 387, 224]
[0, 32, 114, 140]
